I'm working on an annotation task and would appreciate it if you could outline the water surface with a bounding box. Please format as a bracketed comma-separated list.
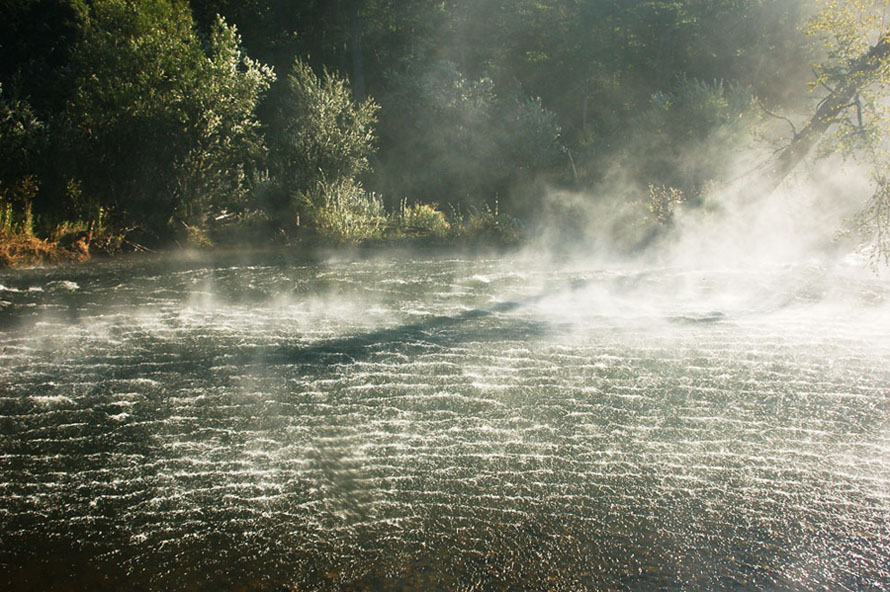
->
[1, 250, 889, 591]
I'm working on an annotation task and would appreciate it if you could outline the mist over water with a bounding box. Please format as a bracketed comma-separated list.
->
[4, 0, 890, 588]
[1, 246, 890, 591]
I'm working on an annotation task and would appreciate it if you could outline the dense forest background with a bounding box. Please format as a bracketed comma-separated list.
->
[2, 0, 889, 260]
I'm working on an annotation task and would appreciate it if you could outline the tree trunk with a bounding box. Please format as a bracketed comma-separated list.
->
[764, 32, 890, 195]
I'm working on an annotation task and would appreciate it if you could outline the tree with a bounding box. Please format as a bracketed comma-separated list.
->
[67, 0, 274, 237]
[264, 57, 378, 226]
[628, 76, 758, 200]
[0, 0, 88, 117]
[372, 59, 561, 211]
[765, 8, 890, 194]
[762, 0, 890, 263]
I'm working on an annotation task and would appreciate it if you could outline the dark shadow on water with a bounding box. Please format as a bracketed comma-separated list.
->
[251, 295, 554, 368]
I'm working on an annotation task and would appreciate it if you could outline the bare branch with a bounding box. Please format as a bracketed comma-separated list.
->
[818, 78, 836, 95]
[758, 100, 797, 137]
[855, 93, 863, 128]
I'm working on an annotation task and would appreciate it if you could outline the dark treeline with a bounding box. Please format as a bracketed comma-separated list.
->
[0, 0, 846, 257]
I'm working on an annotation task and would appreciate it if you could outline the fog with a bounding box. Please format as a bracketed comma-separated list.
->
[4, 2, 890, 591]
[4, 241, 890, 590]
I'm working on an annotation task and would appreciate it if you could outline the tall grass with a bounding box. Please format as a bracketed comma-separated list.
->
[0, 175, 37, 238]
[395, 199, 450, 238]
[302, 179, 386, 244]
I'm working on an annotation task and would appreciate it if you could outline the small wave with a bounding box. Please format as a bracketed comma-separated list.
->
[118, 378, 162, 387]
[667, 311, 727, 325]
[50, 280, 80, 292]
[30, 395, 76, 408]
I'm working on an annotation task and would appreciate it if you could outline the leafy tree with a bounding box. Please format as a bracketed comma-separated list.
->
[373, 59, 561, 210]
[0, 0, 850, 252]
[0, 0, 88, 116]
[188, 0, 378, 90]
[67, 0, 274, 237]
[629, 76, 758, 199]
[800, 0, 890, 264]
[264, 57, 378, 226]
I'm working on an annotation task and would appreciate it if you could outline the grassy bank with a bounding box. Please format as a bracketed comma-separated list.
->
[0, 233, 91, 268]
[0, 204, 524, 270]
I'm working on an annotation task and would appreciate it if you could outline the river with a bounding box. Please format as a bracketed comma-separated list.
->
[1, 249, 889, 591]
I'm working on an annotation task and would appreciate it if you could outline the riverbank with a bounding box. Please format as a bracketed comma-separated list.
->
[0, 214, 525, 270]
[0, 233, 91, 268]
[0, 233, 523, 272]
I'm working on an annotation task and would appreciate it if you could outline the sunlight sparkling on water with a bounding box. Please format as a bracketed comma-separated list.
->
[1, 252, 889, 591]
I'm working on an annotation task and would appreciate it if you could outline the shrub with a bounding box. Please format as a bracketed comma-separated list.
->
[647, 184, 685, 225]
[206, 208, 287, 246]
[454, 200, 523, 245]
[0, 86, 45, 238]
[300, 179, 385, 244]
[396, 200, 450, 238]
[0, 175, 38, 237]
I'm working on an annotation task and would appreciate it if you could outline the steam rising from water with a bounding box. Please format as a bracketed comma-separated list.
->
[1, 249, 890, 591]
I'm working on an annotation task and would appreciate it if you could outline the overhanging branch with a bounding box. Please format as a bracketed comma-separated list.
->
[762, 32, 890, 196]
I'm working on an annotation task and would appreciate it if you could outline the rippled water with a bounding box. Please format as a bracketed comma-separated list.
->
[1, 249, 889, 591]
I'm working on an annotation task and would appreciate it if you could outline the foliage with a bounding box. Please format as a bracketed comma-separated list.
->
[299, 178, 385, 244]
[499, 82, 564, 173]
[647, 184, 686, 225]
[0, 232, 89, 268]
[265, 58, 379, 224]
[809, 0, 889, 66]
[0, 87, 44, 179]
[453, 200, 523, 245]
[67, 0, 274, 235]
[848, 175, 890, 268]
[627, 76, 758, 199]
[205, 207, 286, 246]
[808, 0, 890, 158]
[396, 200, 450, 238]
[375, 60, 561, 209]
[0, 176, 38, 237]
[0, 0, 88, 116]
[8, 0, 888, 259]
[807, 1, 890, 263]
[0, 88, 44, 237]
